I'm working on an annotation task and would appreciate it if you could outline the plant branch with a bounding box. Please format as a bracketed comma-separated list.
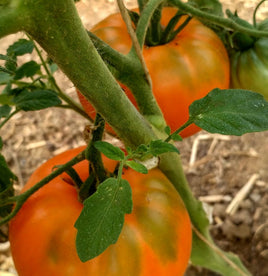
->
[192, 226, 249, 276]
[0, 109, 19, 129]
[171, 0, 268, 37]
[31, 36, 90, 120]
[253, 0, 267, 27]
[85, 113, 107, 184]
[0, 150, 86, 226]
[116, 0, 152, 88]
[17, 0, 158, 148]
[135, 0, 166, 47]
[88, 31, 166, 130]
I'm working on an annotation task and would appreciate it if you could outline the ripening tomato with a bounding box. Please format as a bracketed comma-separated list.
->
[78, 7, 230, 137]
[9, 146, 192, 276]
[230, 19, 268, 100]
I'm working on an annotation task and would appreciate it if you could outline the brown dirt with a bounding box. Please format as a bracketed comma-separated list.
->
[0, 1, 268, 275]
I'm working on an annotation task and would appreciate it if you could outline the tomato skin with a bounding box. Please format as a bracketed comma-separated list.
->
[230, 20, 268, 99]
[78, 7, 230, 138]
[9, 146, 192, 276]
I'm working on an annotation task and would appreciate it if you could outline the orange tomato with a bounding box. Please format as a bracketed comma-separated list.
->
[9, 146, 192, 276]
[78, 7, 230, 137]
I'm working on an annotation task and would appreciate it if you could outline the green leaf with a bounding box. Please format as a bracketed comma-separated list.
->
[191, 231, 251, 276]
[170, 133, 183, 141]
[0, 54, 9, 61]
[164, 125, 171, 135]
[13, 89, 61, 111]
[0, 66, 13, 74]
[49, 63, 58, 74]
[14, 61, 40, 80]
[0, 105, 11, 118]
[135, 144, 149, 154]
[188, 0, 223, 16]
[149, 140, 179, 156]
[75, 177, 132, 262]
[0, 94, 13, 105]
[4, 57, 17, 73]
[189, 88, 268, 136]
[7, 39, 34, 56]
[126, 160, 148, 174]
[94, 141, 125, 161]
[0, 137, 3, 150]
[0, 54, 17, 72]
[0, 153, 16, 217]
[0, 72, 12, 84]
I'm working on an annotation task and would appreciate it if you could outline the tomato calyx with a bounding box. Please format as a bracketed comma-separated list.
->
[225, 10, 258, 52]
[229, 32, 256, 52]
[129, 6, 192, 46]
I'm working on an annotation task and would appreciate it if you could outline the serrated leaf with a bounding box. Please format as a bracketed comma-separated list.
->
[170, 133, 183, 141]
[0, 155, 17, 188]
[0, 94, 13, 105]
[126, 160, 148, 174]
[0, 54, 9, 61]
[75, 177, 132, 262]
[135, 144, 149, 154]
[94, 141, 125, 161]
[0, 66, 13, 74]
[5, 56, 17, 73]
[0, 54, 17, 72]
[0, 72, 12, 84]
[14, 61, 40, 80]
[2, 82, 12, 95]
[149, 140, 179, 156]
[189, 88, 268, 136]
[7, 39, 34, 56]
[0, 105, 11, 118]
[13, 89, 61, 111]
[164, 126, 171, 135]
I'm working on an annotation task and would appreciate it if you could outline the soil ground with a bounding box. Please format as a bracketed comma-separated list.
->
[0, 1, 268, 275]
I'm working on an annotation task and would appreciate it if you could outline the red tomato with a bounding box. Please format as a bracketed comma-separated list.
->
[78, 7, 230, 137]
[9, 146, 192, 276]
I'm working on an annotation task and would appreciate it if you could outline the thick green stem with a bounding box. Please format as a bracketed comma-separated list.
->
[159, 152, 209, 230]
[171, 0, 268, 38]
[32, 38, 90, 120]
[17, 0, 157, 148]
[88, 31, 166, 130]
[0, 7, 22, 37]
[86, 113, 107, 184]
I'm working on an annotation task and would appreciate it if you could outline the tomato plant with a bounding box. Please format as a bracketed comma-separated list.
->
[230, 19, 268, 99]
[1, 1, 268, 275]
[77, 7, 230, 138]
[9, 146, 192, 276]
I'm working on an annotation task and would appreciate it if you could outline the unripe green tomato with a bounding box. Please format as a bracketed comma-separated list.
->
[230, 19, 268, 100]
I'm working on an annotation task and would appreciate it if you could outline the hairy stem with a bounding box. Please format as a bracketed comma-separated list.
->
[171, 0, 268, 37]
[116, 0, 152, 88]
